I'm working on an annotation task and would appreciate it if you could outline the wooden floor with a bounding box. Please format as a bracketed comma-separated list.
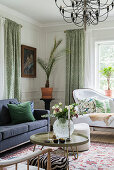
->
[90, 131, 114, 144]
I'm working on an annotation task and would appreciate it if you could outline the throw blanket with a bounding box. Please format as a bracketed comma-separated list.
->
[89, 113, 114, 126]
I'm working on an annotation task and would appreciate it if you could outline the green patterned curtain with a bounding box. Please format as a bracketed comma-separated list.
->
[65, 29, 85, 105]
[4, 19, 21, 101]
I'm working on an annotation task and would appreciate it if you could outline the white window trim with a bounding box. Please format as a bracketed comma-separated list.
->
[95, 41, 114, 95]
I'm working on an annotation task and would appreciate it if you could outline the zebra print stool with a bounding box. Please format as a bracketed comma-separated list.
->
[29, 153, 69, 170]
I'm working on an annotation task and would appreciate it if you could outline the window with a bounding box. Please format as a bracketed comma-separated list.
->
[95, 42, 114, 94]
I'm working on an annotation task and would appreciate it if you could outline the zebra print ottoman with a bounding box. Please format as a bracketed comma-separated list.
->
[29, 153, 69, 170]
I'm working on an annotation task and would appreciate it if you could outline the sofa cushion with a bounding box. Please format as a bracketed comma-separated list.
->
[0, 99, 18, 125]
[0, 124, 28, 139]
[0, 133, 2, 141]
[7, 102, 35, 124]
[9, 101, 34, 114]
[26, 120, 48, 131]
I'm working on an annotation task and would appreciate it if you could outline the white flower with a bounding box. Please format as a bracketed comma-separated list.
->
[59, 108, 62, 112]
[70, 105, 73, 109]
[52, 106, 55, 109]
[59, 102, 62, 106]
[53, 110, 56, 114]
[65, 106, 69, 109]
[56, 105, 59, 108]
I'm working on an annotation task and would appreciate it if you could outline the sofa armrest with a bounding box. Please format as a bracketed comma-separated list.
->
[33, 109, 50, 132]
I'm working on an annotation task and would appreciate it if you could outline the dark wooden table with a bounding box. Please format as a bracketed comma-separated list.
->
[40, 98, 55, 110]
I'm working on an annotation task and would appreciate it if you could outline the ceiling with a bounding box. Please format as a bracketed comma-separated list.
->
[0, 0, 64, 24]
[0, 0, 114, 25]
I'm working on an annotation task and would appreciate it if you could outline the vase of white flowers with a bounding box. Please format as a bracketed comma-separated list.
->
[52, 103, 78, 138]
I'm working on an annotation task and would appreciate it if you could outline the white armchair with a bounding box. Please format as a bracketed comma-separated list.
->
[0, 148, 52, 170]
[73, 89, 114, 129]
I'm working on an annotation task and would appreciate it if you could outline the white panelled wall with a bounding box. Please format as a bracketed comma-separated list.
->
[0, 4, 114, 108]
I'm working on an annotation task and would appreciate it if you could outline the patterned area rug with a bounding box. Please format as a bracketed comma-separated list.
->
[1, 142, 114, 170]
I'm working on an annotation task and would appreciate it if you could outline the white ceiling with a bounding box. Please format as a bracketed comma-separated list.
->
[0, 0, 64, 24]
[0, 0, 114, 25]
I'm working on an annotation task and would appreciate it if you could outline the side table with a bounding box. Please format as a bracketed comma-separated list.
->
[40, 98, 55, 110]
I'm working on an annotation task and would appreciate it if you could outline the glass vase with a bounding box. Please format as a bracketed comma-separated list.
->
[53, 118, 74, 138]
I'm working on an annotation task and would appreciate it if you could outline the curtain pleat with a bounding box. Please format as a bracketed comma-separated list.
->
[65, 29, 85, 105]
[4, 19, 21, 101]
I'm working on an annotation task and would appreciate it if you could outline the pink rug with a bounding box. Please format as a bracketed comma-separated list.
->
[1, 142, 114, 170]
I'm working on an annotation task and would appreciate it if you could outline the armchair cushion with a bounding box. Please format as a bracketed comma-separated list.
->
[77, 97, 96, 114]
[95, 99, 111, 113]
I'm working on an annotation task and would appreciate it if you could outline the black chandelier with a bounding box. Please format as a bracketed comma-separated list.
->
[55, 0, 114, 30]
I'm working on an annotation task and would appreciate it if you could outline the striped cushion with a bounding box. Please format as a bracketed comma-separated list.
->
[29, 153, 68, 170]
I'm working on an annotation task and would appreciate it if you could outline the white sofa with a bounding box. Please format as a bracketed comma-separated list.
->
[72, 89, 114, 129]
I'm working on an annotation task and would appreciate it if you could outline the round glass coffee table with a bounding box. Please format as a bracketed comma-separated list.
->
[30, 132, 89, 160]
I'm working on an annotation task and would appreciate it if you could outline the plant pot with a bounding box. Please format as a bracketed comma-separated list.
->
[105, 90, 112, 97]
[41, 87, 53, 99]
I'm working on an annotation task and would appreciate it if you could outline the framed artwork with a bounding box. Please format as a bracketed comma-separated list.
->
[21, 45, 36, 78]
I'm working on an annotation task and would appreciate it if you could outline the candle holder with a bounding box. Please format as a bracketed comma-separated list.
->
[66, 106, 71, 141]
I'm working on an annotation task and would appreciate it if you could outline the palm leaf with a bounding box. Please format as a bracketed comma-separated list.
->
[46, 58, 56, 78]
[50, 39, 62, 58]
[37, 58, 48, 74]
[37, 38, 66, 87]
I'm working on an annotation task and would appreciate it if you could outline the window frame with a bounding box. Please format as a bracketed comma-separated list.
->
[95, 41, 114, 92]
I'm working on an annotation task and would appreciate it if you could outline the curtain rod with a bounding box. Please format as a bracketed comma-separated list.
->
[0, 16, 23, 28]
[64, 28, 84, 33]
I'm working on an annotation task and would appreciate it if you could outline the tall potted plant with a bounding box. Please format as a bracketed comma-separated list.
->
[37, 38, 65, 99]
[100, 66, 114, 97]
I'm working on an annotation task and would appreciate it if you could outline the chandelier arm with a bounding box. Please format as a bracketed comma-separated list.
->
[98, 7, 113, 17]
[87, 3, 111, 10]
[90, 0, 109, 7]
[62, 16, 73, 23]
[73, 21, 84, 27]
[63, 0, 71, 8]
[74, 7, 84, 15]
[73, 0, 83, 8]
[73, 17, 85, 25]
[98, 13, 109, 22]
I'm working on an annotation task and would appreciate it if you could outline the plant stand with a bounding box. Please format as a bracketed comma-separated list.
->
[40, 98, 55, 110]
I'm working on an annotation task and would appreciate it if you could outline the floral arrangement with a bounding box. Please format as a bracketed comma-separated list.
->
[51, 102, 78, 120]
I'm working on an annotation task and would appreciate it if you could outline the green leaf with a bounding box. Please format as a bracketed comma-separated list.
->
[37, 38, 66, 86]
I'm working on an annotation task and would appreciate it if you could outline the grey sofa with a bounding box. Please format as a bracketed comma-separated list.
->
[0, 99, 50, 153]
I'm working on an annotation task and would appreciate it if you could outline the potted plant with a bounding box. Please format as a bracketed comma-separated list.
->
[100, 66, 114, 97]
[37, 38, 65, 99]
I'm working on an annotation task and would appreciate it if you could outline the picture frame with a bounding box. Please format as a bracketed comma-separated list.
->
[21, 45, 36, 78]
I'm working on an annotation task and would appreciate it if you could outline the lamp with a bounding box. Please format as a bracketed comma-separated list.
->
[55, 0, 114, 30]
